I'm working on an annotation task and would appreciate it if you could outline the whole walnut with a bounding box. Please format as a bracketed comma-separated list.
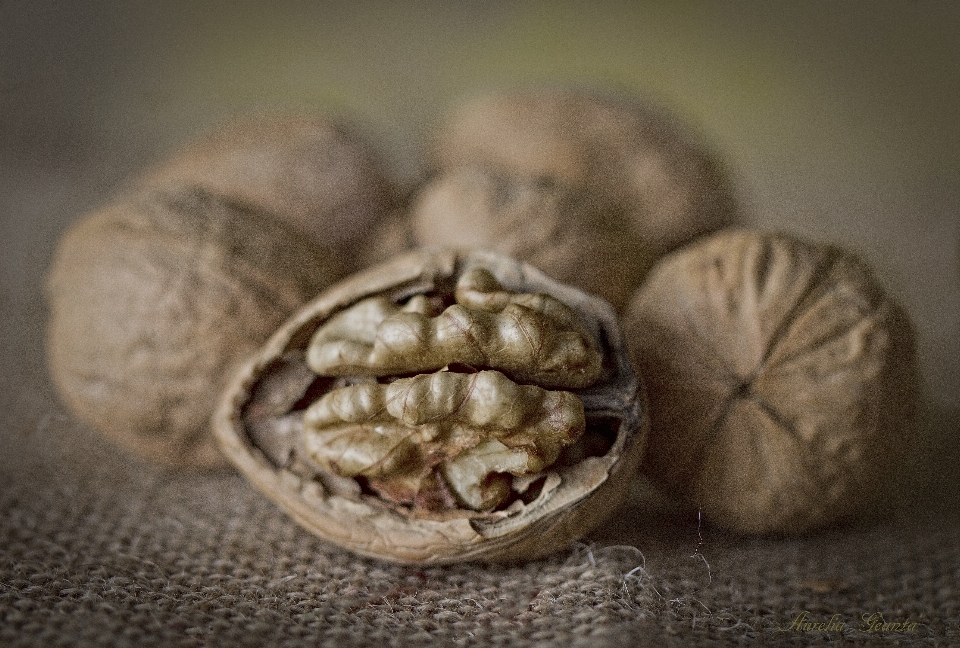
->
[409, 166, 652, 310]
[622, 229, 918, 535]
[138, 113, 395, 269]
[45, 189, 343, 468]
[431, 88, 736, 255]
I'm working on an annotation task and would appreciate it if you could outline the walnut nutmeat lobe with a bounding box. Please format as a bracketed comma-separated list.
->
[301, 269, 601, 512]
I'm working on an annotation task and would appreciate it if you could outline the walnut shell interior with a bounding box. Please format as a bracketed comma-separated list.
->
[213, 249, 647, 564]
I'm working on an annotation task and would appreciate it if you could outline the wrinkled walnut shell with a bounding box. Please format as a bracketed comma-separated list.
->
[432, 88, 737, 255]
[410, 167, 653, 310]
[46, 189, 344, 469]
[623, 229, 918, 535]
[214, 249, 647, 564]
[138, 113, 396, 270]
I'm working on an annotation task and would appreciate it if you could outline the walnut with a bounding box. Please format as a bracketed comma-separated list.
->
[214, 249, 647, 564]
[138, 113, 396, 270]
[45, 189, 343, 468]
[409, 167, 652, 310]
[622, 229, 919, 534]
[431, 88, 736, 255]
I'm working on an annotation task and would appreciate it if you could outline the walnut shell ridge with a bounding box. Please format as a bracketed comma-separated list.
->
[623, 229, 919, 535]
[45, 189, 343, 469]
[213, 249, 648, 564]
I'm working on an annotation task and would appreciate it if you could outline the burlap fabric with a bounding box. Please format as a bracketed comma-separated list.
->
[2, 353, 958, 646]
[3, 4, 959, 644]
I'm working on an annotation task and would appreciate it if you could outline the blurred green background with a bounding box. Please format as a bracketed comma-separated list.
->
[2, 0, 958, 417]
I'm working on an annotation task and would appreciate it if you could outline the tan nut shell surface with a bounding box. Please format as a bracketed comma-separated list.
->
[214, 249, 648, 565]
[432, 88, 736, 254]
[623, 230, 918, 535]
[139, 113, 394, 265]
[410, 167, 652, 310]
[45, 189, 343, 469]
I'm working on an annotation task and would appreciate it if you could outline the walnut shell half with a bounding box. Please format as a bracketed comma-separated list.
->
[213, 249, 647, 564]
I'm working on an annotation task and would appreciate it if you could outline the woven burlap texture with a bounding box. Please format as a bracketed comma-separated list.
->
[2, 375, 958, 648]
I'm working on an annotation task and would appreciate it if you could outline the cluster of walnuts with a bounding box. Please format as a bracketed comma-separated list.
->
[45, 87, 918, 561]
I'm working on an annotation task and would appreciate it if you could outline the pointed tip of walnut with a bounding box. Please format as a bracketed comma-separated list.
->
[214, 249, 648, 565]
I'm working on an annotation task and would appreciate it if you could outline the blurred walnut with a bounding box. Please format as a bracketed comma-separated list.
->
[410, 167, 652, 310]
[45, 189, 343, 469]
[432, 88, 736, 255]
[139, 113, 396, 269]
[215, 250, 647, 564]
[355, 208, 418, 270]
[622, 229, 918, 534]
